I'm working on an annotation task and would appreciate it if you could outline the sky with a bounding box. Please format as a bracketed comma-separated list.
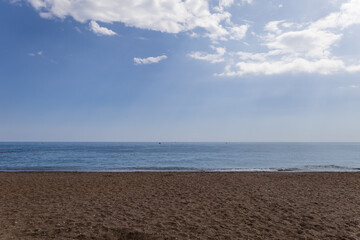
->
[1, 0, 360, 142]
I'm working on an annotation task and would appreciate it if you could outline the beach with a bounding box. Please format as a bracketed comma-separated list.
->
[0, 172, 359, 239]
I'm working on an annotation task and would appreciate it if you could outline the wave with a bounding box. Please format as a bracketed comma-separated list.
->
[0, 166, 81, 171]
[1, 165, 359, 172]
[275, 165, 360, 172]
[103, 167, 201, 172]
[213, 165, 360, 172]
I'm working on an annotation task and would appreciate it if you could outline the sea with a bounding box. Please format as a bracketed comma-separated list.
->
[0, 142, 359, 172]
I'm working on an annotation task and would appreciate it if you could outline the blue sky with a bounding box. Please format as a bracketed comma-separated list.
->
[1, 0, 360, 142]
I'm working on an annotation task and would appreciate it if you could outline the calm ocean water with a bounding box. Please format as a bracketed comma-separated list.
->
[0, 142, 359, 172]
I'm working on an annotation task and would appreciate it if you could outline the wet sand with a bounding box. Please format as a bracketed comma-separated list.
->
[0, 172, 359, 239]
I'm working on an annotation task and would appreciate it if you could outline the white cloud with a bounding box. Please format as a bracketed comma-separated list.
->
[265, 0, 360, 61]
[24, 0, 247, 41]
[219, 58, 346, 76]
[228, 24, 249, 40]
[235, 51, 268, 61]
[189, 46, 226, 63]
[215, 0, 252, 12]
[266, 29, 342, 58]
[134, 55, 167, 65]
[210, 0, 360, 77]
[218, 0, 235, 9]
[281, 22, 302, 29]
[264, 21, 283, 34]
[311, 0, 360, 30]
[346, 64, 360, 73]
[89, 21, 116, 36]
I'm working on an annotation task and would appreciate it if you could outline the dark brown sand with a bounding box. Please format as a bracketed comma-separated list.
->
[0, 172, 359, 239]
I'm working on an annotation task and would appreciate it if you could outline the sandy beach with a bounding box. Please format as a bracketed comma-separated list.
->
[0, 172, 359, 239]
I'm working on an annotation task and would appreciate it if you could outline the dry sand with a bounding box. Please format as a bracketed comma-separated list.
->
[0, 172, 359, 239]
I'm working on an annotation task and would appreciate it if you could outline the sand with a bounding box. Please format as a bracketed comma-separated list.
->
[0, 172, 359, 239]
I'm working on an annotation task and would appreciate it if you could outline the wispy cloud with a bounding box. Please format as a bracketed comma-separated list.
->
[28, 51, 42, 57]
[215, 0, 253, 12]
[74, 26, 82, 33]
[134, 55, 167, 65]
[189, 46, 226, 63]
[339, 85, 360, 89]
[89, 21, 116, 36]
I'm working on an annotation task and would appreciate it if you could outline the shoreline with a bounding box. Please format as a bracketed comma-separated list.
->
[1, 172, 359, 239]
[1, 169, 360, 173]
